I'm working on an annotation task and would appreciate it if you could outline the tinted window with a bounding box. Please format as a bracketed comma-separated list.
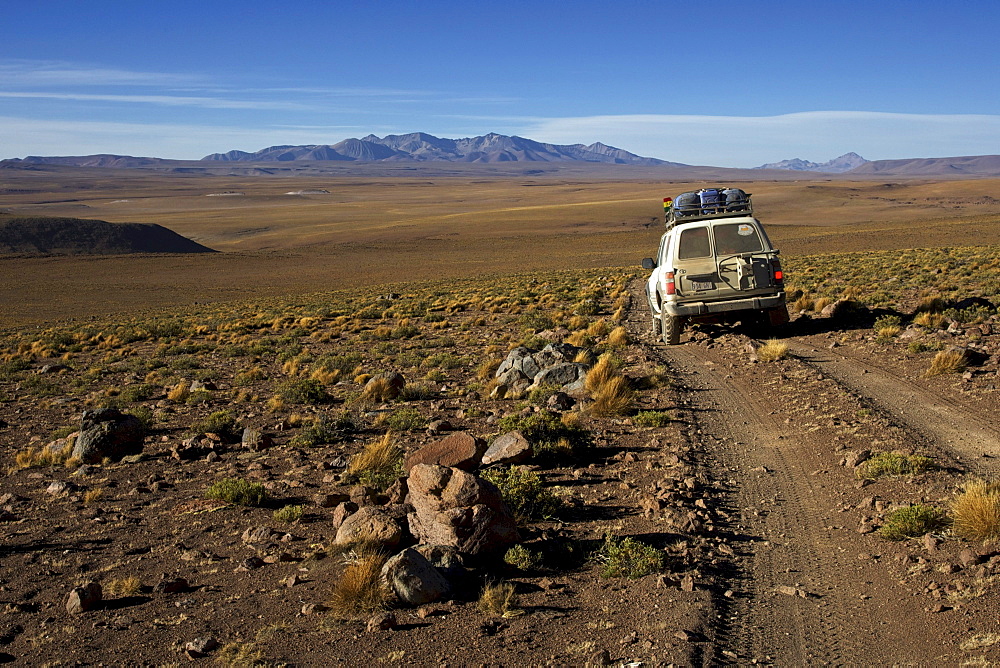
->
[713, 222, 763, 255]
[678, 227, 710, 259]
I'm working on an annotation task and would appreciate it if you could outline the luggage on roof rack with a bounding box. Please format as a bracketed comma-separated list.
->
[666, 187, 753, 226]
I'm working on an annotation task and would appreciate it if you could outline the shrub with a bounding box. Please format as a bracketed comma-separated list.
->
[119, 383, 157, 402]
[328, 547, 391, 619]
[190, 410, 239, 440]
[634, 410, 672, 427]
[478, 581, 521, 617]
[952, 480, 1000, 542]
[589, 375, 634, 417]
[378, 407, 425, 432]
[605, 326, 628, 348]
[398, 383, 437, 401]
[345, 432, 403, 490]
[503, 544, 542, 570]
[879, 504, 948, 540]
[913, 311, 946, 329]
[856, 451, 935, 479]
[206, 478, 267, 506]
[494, 410, 590, 459]
[481, 466, 562, 522]
[584, 354, 619, 394]
[273, 505, 304, 524]
[291, 412, 355, 447]
[597, 535, 665, 578]
[925, 349, 967, 377]
[103, 576, 142, 598]
[278, 377, 329, 404]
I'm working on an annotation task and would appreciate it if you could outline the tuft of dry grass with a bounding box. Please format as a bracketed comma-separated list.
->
[478, 581, 521, 617]
[359, 377, 394, 403]
[914, 311, 946, 329]
[584, 354, 619, 394]
[328, 547, 391, 619]
[606, 326, 628, 348]
[756, 339, 789, 362]
[104, 575, 142, 598]
[166, 381, 190, 403]
[12, 438, 75, 471]
[952, 480, 1000, 542]
[345, 432, 402, 490]
[589, 375, 634, 417]
[925, 349, 967, 377]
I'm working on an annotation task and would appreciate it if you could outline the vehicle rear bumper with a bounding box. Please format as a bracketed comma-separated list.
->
[664, 293, 786, 317]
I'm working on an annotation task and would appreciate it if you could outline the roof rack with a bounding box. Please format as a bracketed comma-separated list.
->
[665, 187, 753, 228]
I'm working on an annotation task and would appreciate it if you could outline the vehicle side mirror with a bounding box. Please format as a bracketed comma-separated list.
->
[641, 257, 656, 270]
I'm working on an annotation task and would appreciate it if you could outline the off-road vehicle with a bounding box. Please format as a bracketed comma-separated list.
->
[641, 187, 788, 345]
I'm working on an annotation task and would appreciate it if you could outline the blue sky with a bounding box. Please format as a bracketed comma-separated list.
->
[2, 0, 998, 167]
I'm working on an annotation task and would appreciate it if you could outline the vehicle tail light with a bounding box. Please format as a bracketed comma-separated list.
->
[771, 259, 784, 286]
[665, 271, 676, 295]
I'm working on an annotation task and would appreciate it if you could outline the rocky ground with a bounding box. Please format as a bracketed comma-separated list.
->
[2, 266, 1000, 666]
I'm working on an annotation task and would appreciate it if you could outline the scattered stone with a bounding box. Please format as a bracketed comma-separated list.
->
[923, 533, 940, 552]
[154, 576, 189, 594]
[183, 637, 219, 658]
[66, 582, 102, 614]
[481, 431, 532, 467]
[46, 481, 73, 497]
[777, 585, 811, 598]
[416, 605, 448, 619]
[404, 432, 486, 473]
[426, 420, 452, 436]
[680, 575, 695, 592]
[301, 603, 330, 615]
[381, 548, 451, 605]
[413, 544, 466, 578]
[366, 611, 397, 632]
[241, 427, 273, 452]
[589, 649, 612, 666]
[386, 477, 408, 505]
[235, 557, 265, 572]
[959, 548, 981, 567]
[314, 492, 350, 508]
[242, 526, 276, 544]
[72, 408, 145, 464]
[331, 501, 359, 530]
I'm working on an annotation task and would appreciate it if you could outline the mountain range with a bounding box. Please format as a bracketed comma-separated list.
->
[201, 132, 678, 166]
[755, 152, 869, 173]
[4, 132, 1000, 177]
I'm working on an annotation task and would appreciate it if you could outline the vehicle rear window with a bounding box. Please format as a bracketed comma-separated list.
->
[677, 227, 710, 259]
[713, 222, 763, 255]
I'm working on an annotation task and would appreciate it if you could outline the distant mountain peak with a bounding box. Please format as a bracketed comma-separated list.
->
[756, 152, 868, 173]
[200, 132, 679, 166]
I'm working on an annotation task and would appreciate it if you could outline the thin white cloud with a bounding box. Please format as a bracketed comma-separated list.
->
[521, 112, 1000, 167]
[0, 59, 206, 87]
[0, 91, 313, 111]
[0, 116, 347, 159]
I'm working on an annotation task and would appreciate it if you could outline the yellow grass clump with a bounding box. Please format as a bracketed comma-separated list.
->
[925, 349, 967, 377]
[952, 480, 1000, 542]
[345, 432, 403, 489]
[478, 581, 521, 617]
[756, 339, 789, 362]
[589, 375, 635, 417]
[606, 326, 628, 348]
[914, 311, 946, 329]
[329, 547, 391, 619]
[167, 381, 190, 403]
[584, 354, 619, 394]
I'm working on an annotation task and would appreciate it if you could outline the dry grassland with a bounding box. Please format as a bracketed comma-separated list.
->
[2, 167, 1000, 325]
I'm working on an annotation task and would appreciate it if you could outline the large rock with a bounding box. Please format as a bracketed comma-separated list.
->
[72, 409, 144, 464]
[407, 465, 518, 559]
[481, 431, 532, 466]
[404, 432, 486, 473]
[531, 362, 588, 388]
[381, 547, 451, 605]
[66, 582, 102, 614]
[413, 544, 466, 578]
[335, 505, 411, 549]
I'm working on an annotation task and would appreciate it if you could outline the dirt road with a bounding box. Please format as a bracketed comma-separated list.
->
[626, 279, 997, 664]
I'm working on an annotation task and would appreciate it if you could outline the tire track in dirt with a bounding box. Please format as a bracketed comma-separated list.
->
[786, 339, 1000, 474]
[626, 278, 958, 665]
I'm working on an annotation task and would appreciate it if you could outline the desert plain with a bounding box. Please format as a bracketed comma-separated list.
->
[2, 162, 1000, 665]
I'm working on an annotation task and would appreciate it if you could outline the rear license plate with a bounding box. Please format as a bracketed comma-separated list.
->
[691, 280, 714, 291]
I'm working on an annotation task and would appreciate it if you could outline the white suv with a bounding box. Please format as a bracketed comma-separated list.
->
[641, 188, 788, 345]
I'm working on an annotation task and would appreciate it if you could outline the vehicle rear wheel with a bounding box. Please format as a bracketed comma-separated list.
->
[661, 313, 682, 345]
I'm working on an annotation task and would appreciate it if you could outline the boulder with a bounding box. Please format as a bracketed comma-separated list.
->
[413, 544, 466, 578]
[66, 582, 102, 614]
[241, 427, 273, 452]
[381, 547, 451, 605]
[404, 432, 486, 473]
[335, 505, 410, 549]
[496, 347, 534, 377]
[72, 409, 144, 464]
[531, 363, 588, 388]
[407, 465, 518, 559]
[481, 431, 532, 467]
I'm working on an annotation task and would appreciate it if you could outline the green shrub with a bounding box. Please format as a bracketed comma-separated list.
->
[127, 405, 155, 431]
[398, 383, 438, 401]
[857, 451, 935, 479]
[634, 410, 672, 427]
[291, 413, 355, 447]
[597, 535, 665, 578]
[379, 407, 424, 432]
[481, 466, 562, 522]
[273, 505, 304, 523]
[879, 505, 948, 540]
[119, 383, 157, 402]
[206, 478, 267, 506]
[494, 411, 590, 460]
[190, 410, 239, 440]
[504, 544, 542, 571]
[278, 378, 329, 404]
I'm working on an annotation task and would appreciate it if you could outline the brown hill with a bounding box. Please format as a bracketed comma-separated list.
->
[0, 216, 217, 255]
